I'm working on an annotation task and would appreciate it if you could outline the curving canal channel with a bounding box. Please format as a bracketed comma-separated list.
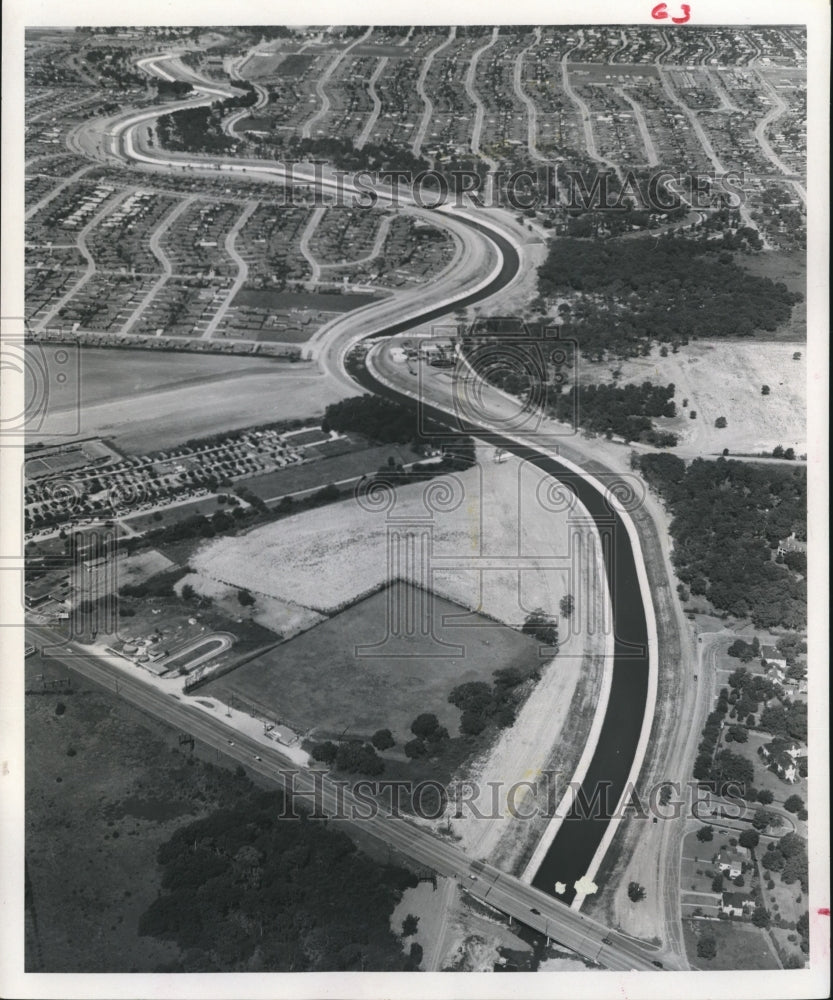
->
[351, 223, 651, 905]
[93, 80, 653, 905]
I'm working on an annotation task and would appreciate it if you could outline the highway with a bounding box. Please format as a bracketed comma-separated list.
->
[27, 624, 673, 971]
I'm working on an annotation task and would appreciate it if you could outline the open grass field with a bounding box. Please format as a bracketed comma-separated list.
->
[683, 917, 780, 970]
[29, 345, 298, 412]
[236, 442, 424, 503]
[201, 580, 541, 740]
[23, 647, 255, 972]
[594, 338, 806, 455]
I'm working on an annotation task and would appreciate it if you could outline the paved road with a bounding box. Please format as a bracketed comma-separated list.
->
[27, 624, 673, 971]
[120, 195, 197, 335]
[201, 200, 259, 339]
[412, 27, 456, 157]
[301, 28, 373, 140]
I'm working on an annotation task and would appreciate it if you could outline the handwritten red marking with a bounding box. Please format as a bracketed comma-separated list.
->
[652, 2, 691, 22]
[819, 907, 830, 916]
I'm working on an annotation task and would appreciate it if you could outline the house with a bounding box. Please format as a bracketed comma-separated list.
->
[758, 739, 807, 783]
[761, 645, 788, 671]
[717, 848, 749, 879]
[721, 892, 756, 918]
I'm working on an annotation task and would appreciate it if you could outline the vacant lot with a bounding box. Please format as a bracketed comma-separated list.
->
[202, 581, 540, 740]
[236, 442, 424, 503]
[38, 362, 348, 455]
[192, 449, 581, 638]
[594, 339, 806, 455]
[683, 917, 780, 970]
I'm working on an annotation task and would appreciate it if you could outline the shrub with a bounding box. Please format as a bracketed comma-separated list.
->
[697, 934, 718, 960]
[55, 702, 66, 717]
[371, 729, 395, 751]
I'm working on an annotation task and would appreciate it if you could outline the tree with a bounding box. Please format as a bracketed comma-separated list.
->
[237, 588, 255, 607]
[738, 829, 760, 849]
[311, 741, 337, 764]
[697, 934, 718, 960]
[696, 825, 715, 842]
[761, 385, 771, 396]
[559, 594, 574, 618]
[784, 794, 805, 814]
[402, 914, 419, 936]
[404, 738, 427, 759]
[371, 729, 395, 751]
[752, 808, 774, 831]
[733, 874, 745, 887]
[410, 713, 440, 740]
[725, 724, 748, 743]
[182, 583, 196, 601]
[752, 906, 771, 928]
[627, 882, 646, 902]
[711, 873, 724, 892]
[715, 416, 728, 428]
[522, 608, 558, 646]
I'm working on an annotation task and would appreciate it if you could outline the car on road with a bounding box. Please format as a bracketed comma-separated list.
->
[530, 908, 540, 915]
[601, 937, 613, 945]
[652, 960, 664, 968]
[254, 755, 262, 761]
[227, 740, 234, 745]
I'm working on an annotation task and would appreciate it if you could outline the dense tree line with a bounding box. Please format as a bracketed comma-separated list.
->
[287, 137, 429, 176]
[138, 790, 417, 971]
[635, 456, 806, 628]
[322, 395, 476, 471]
[537, 236, 801, 357]
[548, 381, 677, 445]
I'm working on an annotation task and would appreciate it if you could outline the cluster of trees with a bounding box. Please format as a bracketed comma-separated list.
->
[762, 832, 809, 893]
[310, 740, 384, 776]
[286, 137, 429, 177]
[322, 395, 476, 472]
[157, 107, 234, 155]
[403, 713, 449, 759]
[448, 665, 535, 737]
[635, 456, 807, 628]
[521, 609, 558, 647]
[537, 236, 801, 358]
[138, 790, 418, 970]
[155, 79, 193, 99]
[547, 381, 678, 446]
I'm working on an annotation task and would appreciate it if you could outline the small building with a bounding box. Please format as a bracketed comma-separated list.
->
[760, 645, 788, 670]
[758, 739, 807, 783]
[717, 848, 749, 879]
[720, 892, 756, 918]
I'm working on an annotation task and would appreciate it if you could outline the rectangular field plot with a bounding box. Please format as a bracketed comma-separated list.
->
[200, 581, 540, 740]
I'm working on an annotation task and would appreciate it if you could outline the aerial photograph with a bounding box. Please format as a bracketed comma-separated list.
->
[2, 6, 827, 996]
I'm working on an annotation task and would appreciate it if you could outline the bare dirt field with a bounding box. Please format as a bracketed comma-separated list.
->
[38, 366, 348, 454]
[586, 339, 806, 455]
